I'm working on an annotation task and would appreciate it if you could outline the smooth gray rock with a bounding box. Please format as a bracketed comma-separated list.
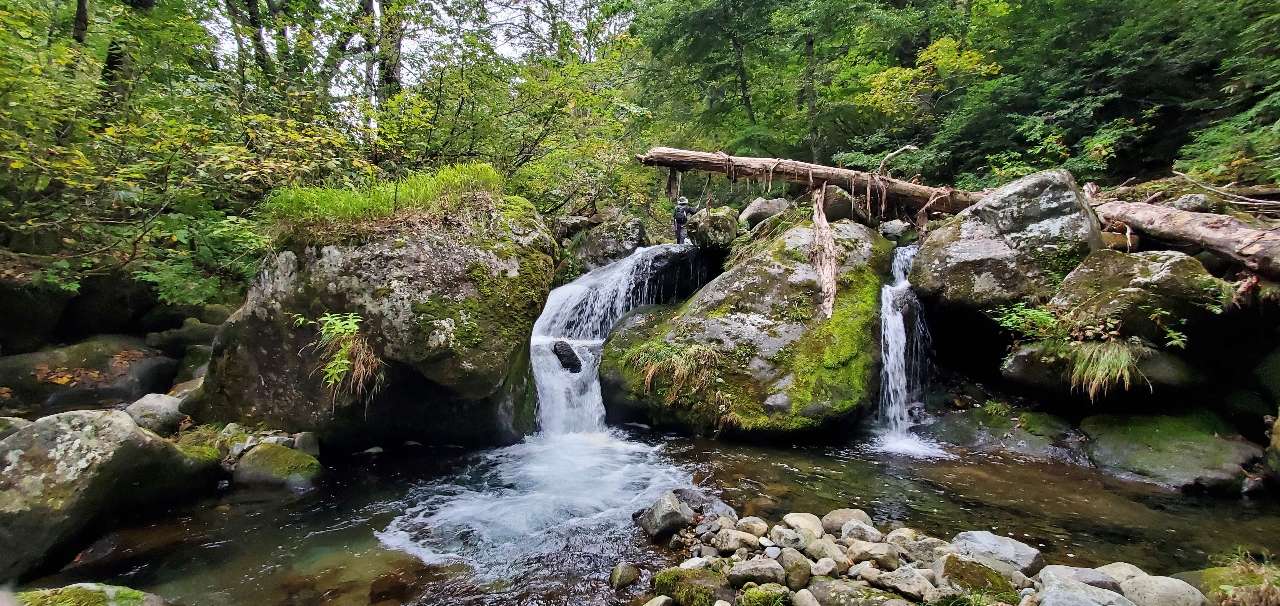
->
[770, 525, 808, 550]
[726, 558, 786, 587]
[1040, 564, 1123, 593]
[293, 431, 320, 457]
[1119, 575, 1209, 606]
[873, 567, 936, 602]
[822, 508, 873, 535]
[805, 538, 849, 572]
[742, 197, 790, 229]
[1038, 572, 1137, 606]
[737, 516, 769, 537]
[1096, 562, 1147, 584]
[610, 562, 640, 589]
[841, 519, 884, 543]
[125, 393, 185, 435]
[811, 558, 838, 578]
[793, 588, 820, 606]
[953, 530, 1044, 574]
[779, 547, 812, 591]
[1165, 194, 1212, 212]
[784, 512, 825, 537]
[639, 492, 695, 539]
[712, 528, 760, 554]
[846, 540, 899, 570]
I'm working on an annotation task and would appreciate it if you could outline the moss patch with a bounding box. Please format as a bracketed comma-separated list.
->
[1017, 412, 1071, 438]
[740, 583, 792, 606]
[237, 443, 320, 481]
[18, 584, 149, 606]
[943, 556, 1015, 594]
[653, 568, 733, 606]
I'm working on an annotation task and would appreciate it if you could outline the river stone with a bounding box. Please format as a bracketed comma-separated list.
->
[793, 588, 821, 606]
[846, 540, 899, 571]
[840, 520, 884, 543]
[805, 577, 882, 606]
[1040, 565, 1123, 593]
[125, 393, 185, 435]
[688, 206, 740, 251]
[232, 443, 321, 489]
[911, 168, 1103, 310]
[1096, 562, 1148, 584]
[600, 219, 892, 437]
[727, 558, 786, 587]
[889, 534, 956, 564]
[0, 335, 178, 419]
[805, 538, 849, 572]
[552, 340, 582, 373]
[293, 432, 320, 457]
[953, 531, 1043, 575]
[1165, 194, 1212, 212]
[713, 528, 760, 554]
[1038, 571, 1137, 606]
[653, 568, 735, 606]
[811, 558, 838, 578]
[673, 487, 738, 522]
[783, 512, 825, 537]
[742, 198, 790, 229]
[1079, 411, 1263, 489]
[737, 516, 770, 537]
[643, 597, 674, 606]
[0, 410, 219, 581]
[640, 492, 695, 539]
[873, 567, 936, 602]
[1120, 575, 1208, 606]
[764, 546, 781, 559]
[933, 553, 1014, 594]
[610, 562, 640, 589]
[823, 508, 873, 535]
[770, 525, 808, 550]
[199, 195, 555, 449]
[779, 547, 812, 590]
[1047, 249, 1231, 345]
[16, 583, 166, 606]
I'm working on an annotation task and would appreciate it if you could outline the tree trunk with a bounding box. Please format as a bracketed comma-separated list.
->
[635, 146, 983, 214]
[731, 36, 755, 125]
[810, 184, 837, 318]
[1095, 201, 1280, 280]
[73, 0, 89, 43]
[804, 35, 818, 163]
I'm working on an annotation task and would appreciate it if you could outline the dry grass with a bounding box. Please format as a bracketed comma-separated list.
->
[623, 340, 723, 404]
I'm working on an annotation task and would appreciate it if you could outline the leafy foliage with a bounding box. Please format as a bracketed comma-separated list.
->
[292, 312, 385, 404]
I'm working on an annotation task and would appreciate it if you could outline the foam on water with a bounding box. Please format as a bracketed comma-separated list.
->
[377, 246, 698, 587]
[870, 244, 954, 459]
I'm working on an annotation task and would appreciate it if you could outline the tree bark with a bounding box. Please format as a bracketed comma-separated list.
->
[1096, 201, 1280, 280]
[810, 184, 837, 318]
[635, 146, 983, 214]
[73, 0, 89, 43]
[731, 36, 755, 125]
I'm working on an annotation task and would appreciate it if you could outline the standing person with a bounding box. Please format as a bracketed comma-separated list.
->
[673, 196, 695, 244]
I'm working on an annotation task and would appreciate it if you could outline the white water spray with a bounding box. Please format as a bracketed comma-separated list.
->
[871, 244, 953, 458]
[378, 246, 700, 590]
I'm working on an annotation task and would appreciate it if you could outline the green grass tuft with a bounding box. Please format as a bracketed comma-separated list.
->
[623, 340, 724, 405]
[1062, 339, 1152, 400]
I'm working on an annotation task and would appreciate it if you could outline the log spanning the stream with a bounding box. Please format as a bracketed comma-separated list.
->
[635, 146, 985, 214]
[1096, 201, 1280, 280]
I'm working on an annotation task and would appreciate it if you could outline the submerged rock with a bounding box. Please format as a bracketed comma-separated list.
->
[0, 410, 219, 581]
[199, 196, 554, 449]
[1079, 411, 1262, 490]
[610, 562, 640, 589]
[552, 341, 582, 373]
[912, 169, 1103, 311]
[601, 218, 892, 436]
[0, 335, 178, 419]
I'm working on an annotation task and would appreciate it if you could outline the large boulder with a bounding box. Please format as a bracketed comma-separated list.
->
[568, 215, 647, 272]
[687, 206, 740, 251]
[652, 568, 735, 606]
[1079, 411, 1262, 490]
[912, 169, 1103, 311]
[0, 277, 74, 356]
[0, 335, 178, 419]
[638, 492, 695, 539]
[199, 196, 554, 449]
[601, 220, 892, 436]
[0, 410, 220, 581]
[742, 198, 790, 229]
[1048, 250, 1230, 344]
[232, 443, 321, 489]
[1119, 575, 1209, 606]
[952, 530, 1044, 575]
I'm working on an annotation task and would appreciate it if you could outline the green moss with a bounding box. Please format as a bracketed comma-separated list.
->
[943, 556, 1015, 594]
[1017, 412, 1071, 438]
[176, 444, 221, 462]
[740, 583, 791, 606]
[653, 568, 732, 606]
[240, 443, 320, 480]
[18, 584, 149, 606]
[1028, 238, 1090, 287]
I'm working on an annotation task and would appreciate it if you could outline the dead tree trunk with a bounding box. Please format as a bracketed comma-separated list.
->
[810, 185, 837, 319]
[635, 147, 983, 215]
[1096, 201, 1280, 280]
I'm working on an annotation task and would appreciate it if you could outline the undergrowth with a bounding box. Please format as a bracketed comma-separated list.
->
[292, 312, 385, 406]
[622, 340, 723, 404]
[1211, 551, 1280, 606]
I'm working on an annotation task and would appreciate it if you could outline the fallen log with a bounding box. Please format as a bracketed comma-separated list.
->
[1096, 201, 1280, 280]
[635, 147, 984, 215]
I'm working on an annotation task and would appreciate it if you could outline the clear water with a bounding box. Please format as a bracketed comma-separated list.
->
[872, 245, 951, 458]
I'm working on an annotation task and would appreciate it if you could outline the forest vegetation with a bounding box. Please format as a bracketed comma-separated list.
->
[2, 0, 1277, 302]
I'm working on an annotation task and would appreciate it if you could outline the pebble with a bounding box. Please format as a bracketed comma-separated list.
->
[765, 546, 781, 559]
[680, 557, 709, 570]
[759, 537, 775, 547]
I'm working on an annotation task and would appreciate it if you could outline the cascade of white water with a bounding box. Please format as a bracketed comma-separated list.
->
[872, 244, 952, 458]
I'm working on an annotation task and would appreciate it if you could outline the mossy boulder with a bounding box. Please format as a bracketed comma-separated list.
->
[652, 568, 735, 606]
[740, 582, 792, 606]
[601, 219, 891, 437]
[688, 206, 740, 251]
[1079, 411, 1263, 490]
[0, 410, 220, 581]
[232, 443, 321, 488]
[200, 195, 553, 449]
[16, 582, 165, 606]
[567, 215, 647, 272]
[911, 169, 1103, 311]
[934, 553, 1015, 594]
[1048, 250, 1231, 344]
[0, 335, 178, 419]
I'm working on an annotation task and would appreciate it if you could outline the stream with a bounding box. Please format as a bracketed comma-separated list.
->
[25, 246, 1280, 605]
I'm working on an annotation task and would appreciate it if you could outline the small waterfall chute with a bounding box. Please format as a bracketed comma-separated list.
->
[871, 244, 953, 458]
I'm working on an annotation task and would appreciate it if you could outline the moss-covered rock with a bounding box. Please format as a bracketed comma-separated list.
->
[0, 335, 178, 419]
[652, 568, 735, 606]
[740, 582, 792, 606]
[566, 215, 647, 272]
[688, 206, 740, 251]
[232, 443, 320, 488]
[1048, 249, 1231, 344]
[199, 195, 552, 449]
[16, 582, 164, 606]
[601, 219, 891, 437]
[911, 169, 1103, 311]
[1079, 411, 1263, 490]
[935, 553, 1015, 594]
[0, 410, 220, 581]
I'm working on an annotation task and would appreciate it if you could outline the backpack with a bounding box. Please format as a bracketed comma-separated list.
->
[673, 205, 689, 225]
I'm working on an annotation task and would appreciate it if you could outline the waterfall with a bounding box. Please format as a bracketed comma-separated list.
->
[871, 244, 952, 458]
[377, 246, 700, 590]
